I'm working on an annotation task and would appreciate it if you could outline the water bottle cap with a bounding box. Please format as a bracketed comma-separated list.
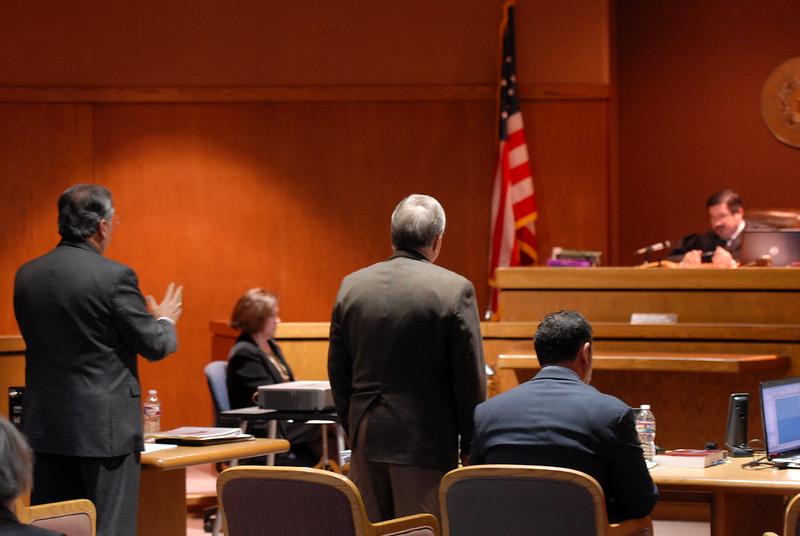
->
[640, 404, 650, 410]
[148, 389, 157, 394]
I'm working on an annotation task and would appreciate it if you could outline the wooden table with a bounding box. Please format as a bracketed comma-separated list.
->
[498, 352, 789, 382]
[138, 438, 289, 536]
[651, 459, 800, 536]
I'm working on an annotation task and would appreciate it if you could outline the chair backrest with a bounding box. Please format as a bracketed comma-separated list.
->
[218, 466, 438, 536]
[205, 361, 231, 414]
[440, 465, 608, 536]
[24, 499, 96, 536]
[783, 493, 800, 536]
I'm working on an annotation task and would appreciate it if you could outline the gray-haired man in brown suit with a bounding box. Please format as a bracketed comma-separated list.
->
[328, 194, 486, 522]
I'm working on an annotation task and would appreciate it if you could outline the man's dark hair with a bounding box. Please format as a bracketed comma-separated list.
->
[58, 184, 114, 240]
[706, 189, 742, 213]
[534, 310, 593, 366]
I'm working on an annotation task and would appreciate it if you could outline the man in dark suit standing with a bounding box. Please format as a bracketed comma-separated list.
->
[470, 310, 657, 524]
[328, 194, 486, 522]
[14, 184, 183, 536]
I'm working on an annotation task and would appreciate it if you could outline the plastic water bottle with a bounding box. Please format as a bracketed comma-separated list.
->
[635, 404, 656, 461]
[143, 389, 161, 434]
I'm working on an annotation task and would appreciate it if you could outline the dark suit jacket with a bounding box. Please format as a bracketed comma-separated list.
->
[225, 333, 318, 451]
[14, 239, 177, 458]
[668, 220, 762, 262]
[226, 334, 295, 410]
[471, 366, 657, 524]
[328, 249, 486, 471]
[0, 504, 64, 535]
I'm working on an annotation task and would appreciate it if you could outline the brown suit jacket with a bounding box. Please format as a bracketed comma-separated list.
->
[328, 249, 486, 470]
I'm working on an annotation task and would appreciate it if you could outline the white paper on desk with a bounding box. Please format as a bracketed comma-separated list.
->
[152, 426, 245, 439]
[222, 407, 275, 415]
[144, 443, 178, 453]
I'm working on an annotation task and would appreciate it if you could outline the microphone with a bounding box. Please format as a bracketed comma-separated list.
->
[635, 240, 671, 256]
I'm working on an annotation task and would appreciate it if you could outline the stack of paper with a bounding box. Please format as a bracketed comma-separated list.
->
[150, 426, 253, 446]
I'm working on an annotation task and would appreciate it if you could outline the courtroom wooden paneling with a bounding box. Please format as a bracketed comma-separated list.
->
[498, 267, 800, 324]
[0, 3, 612, 428]
[503, 290, 800, 323]
[0, 84, 612, 104]
[0, 104, 94, 334]
[211, 322, 331, 381]
[0, 1, 609, 87]
[497, 266, 800, 289]
[492, 267, 800, 450]
[210, 321, 535, 386]
[524, 100, 610, 258]
[499, 353, 789, 375]
[1, 97, 609, 428]
[616, 0, 800, 263]
[484, 330, 800, 449]
[138, 469, 184, 536]
[211, 319, 800, 449]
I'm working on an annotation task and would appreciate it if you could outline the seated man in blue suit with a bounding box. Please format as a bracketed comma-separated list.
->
[470, 310, 657, 524]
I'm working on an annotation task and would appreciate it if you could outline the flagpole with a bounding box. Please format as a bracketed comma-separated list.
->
[486, 1, 515, 321]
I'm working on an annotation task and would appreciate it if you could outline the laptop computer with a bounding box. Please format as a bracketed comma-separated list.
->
[740, 229, 800, 266]
[760, 377, 800, 462]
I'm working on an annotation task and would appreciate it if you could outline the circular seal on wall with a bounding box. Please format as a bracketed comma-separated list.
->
[762, 57, 800, 149]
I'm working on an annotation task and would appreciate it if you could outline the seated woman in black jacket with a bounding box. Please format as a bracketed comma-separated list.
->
[226, 288, 320, 466]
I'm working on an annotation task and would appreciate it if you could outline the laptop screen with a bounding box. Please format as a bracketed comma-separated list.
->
[740, 229, 800, 266]
[761, 377, 800, 459]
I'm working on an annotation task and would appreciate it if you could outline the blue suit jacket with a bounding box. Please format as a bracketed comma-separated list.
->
[471, 366, 657, 523]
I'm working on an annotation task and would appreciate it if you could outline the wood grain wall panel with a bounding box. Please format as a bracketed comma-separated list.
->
[89, 101, 501, 427]
[0, 0, 608, 87]
[0, 98, 609, 428]
[0, 104, 93, 333]
[501, 290, 800, 323]
[616, 0, 800, 262]
[592, 339, 800, 450]
[0, 2, 611, 428]
[524, 100, 609, 259]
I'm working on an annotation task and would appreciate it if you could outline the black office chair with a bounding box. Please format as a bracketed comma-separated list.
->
[204, 361, 234, 427]
[440, 465, 652, 536]
[202, 360, 239, 536]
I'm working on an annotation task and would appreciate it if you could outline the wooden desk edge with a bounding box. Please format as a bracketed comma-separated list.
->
[496, 353, 789, 374]
[495, 266, 800, 290]
[210, 320, 330, 339]
[141, 438, 289, 470]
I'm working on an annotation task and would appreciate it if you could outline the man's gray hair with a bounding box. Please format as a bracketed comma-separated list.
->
[0, 415, 33, 504]
[391, 194, 446, 250]
[58, 184, 114, 240]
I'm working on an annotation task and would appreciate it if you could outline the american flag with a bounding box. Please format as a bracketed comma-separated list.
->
[488, 1, 539, 315]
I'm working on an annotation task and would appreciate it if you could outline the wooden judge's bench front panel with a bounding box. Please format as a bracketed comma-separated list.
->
[493, 267, 800, 450]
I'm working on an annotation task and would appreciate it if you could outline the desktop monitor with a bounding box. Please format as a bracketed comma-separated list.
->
[740, 229, 800, 266]
[760, 377, 800, 460]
